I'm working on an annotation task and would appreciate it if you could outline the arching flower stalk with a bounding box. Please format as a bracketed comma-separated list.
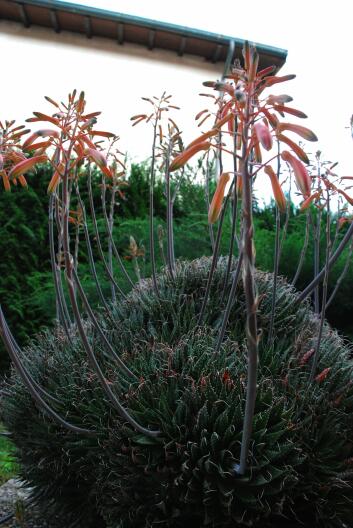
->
[267, 141, 283, 347]
[99, 142, 132, 302]
[313, 151, 323, 314]
[325, 236, 353, 310]
[202, 151, 216, 251]
[310, 174, 332, 380]
[156, 118, 184, 277]
[1, 90, 160, 438]
[131, 92, 180, 292]
[169, 41, 319, 474]
[297, 163, 353, 302]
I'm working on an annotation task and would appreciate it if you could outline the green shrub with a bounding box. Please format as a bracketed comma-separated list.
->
[0, 162, 209, 371]
[2, 258, 353, 527]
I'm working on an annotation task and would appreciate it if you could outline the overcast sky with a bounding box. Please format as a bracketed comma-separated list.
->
[60, 0, 353, 177]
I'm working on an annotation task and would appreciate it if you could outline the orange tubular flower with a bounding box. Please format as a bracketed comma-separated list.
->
[252, 137, 262, 163]
[8, 155, 47, 180]
[236, 122, 243, 150]
[26, 112, 61, 126]
[208, 172, 230, 224]
[47, 162, 65, 194]
[236, 173, 243, 197]
[263, 74, 296, 88]
[337, 189, 353, 206]
[264, 166, 286, 213]
[23, 141, 51, 152]
[203, 81, 235, 97]
[300, 191, 321, 212]
[276, 134, 309, 164]
[169, 141, 210, 172]
[89, 131, 116, 138]
[214, 112, 234, 129]
[262, 109, 279, 130]
[85, 148, 112, 178]
[276, 123, 318, 142]
[23, 129, 60, 150]
[267, 94, 293, 105]
[186, 130, 218, 150]
[186, 113, 233, 150]
[253, 120, 273, 151]
[273, 105, 308, 119]
[281, 150, 311, 197]
[17, 175, 28, 188]
[1, 173, 11, 192]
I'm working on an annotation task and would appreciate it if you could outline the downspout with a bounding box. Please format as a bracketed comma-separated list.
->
[222, 39, 235, 80]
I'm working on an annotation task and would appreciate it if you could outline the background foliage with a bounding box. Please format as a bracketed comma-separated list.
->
[0, 162, 352, 372]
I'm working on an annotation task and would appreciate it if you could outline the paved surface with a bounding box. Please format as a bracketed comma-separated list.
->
[0, 479, 60, 528]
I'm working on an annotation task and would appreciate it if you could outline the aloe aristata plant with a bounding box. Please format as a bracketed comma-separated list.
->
[1, 42, 353, 487]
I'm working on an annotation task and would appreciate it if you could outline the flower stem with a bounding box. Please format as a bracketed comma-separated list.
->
[237, 106, 259, 475]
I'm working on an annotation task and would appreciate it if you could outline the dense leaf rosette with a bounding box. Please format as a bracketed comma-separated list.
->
[2, 258, 353, 527]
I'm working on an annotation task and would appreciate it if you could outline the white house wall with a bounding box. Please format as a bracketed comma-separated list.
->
[0, 20, 223, 161]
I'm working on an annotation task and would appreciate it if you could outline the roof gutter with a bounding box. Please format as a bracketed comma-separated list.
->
[9, 0, 287, 64]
